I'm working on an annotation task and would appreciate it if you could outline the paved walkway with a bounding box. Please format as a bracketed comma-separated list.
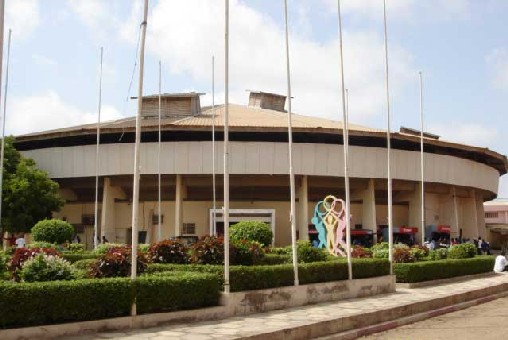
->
[63, 274, 508, 340]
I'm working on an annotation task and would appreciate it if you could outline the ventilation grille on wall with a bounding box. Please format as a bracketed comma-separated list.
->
[182, 223, 196, 235]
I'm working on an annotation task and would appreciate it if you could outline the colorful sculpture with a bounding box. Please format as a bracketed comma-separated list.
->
[311, 195, 348, 257]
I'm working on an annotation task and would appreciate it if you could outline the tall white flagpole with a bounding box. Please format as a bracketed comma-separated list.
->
[157, 60, 162, 242]
[131, 0, 149, 316]
[212, 56, 217, 236]
[0, 26, 10, 247]
[94, 47, 103, 250]
[284, 0, 299, 286]
[419, 71, 425, 245]
[0, 2, 5, 247]
[223, 0, 231, 293]
[383, 0, 394, 274]
[337, 0, 352, 280]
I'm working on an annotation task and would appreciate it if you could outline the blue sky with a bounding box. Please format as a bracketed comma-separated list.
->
[3, 0, 508, 197]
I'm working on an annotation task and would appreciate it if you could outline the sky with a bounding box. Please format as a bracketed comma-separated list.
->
[2, 0, 508, 197]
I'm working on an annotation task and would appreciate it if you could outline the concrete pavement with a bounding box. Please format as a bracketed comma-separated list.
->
[52, 273, 508, 340]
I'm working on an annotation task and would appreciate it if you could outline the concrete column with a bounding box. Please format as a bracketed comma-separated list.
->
[101, 177, 126, 243]
[475, 192, 486, 239]
[362, 179, 377, 243]
[297, 175, 309, 241]
[408, 184, 424, 244]
[174, 175, 184, 237]
[452, 187, 460, 239]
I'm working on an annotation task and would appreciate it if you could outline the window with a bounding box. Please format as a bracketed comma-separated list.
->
[152, 214, 164, 225]
[485, 212, 499, 219]
[81, 214, 95, 225]
[182, 223, 196, 235]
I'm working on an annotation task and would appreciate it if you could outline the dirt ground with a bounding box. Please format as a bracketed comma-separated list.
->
[361, 297, 508, 340]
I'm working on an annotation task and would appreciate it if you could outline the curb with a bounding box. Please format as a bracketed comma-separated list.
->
[322, 290, 508, 339]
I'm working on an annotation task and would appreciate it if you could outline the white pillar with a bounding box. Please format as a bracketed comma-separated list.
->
[174, 175, 184, 237]
[101, 177, 126, 243]
[297, 175, 309, 241]
[408, 184, 423, 243]
[362, 179, 377, 243]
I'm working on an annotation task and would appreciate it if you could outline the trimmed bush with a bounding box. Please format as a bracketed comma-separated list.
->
[66, 243, 85, 253]
[93, 243, 126, 255]
[393, 247, 416, 263]
[269, 247, 292, 255]
[61, 253, 100, 263]
[20, 254, 75, 282]
[296, 240, 327, 263]
[90, 246, 147, 278]
[26, 242, 57, 249]
[258, 253, 291, 265]
[146, 258, 390, 292]
[448, 243, 477, 259]
[0, 252, 8, 280]
[148, 239, 189, 264]
[410, 245, 429, 260]
[394, 256, 495, 283]
[190, 236, 224, 265]
[72, 259, 97, 271]
[230, 221, 273, 247]
[429, 248, 448, 260]
[31, 219, 74, 244]
[231, 239, 264, 265]
[136, 272, 220, 313]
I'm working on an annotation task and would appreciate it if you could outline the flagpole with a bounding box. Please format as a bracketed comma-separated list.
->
[419, 71, 425, 245]
[212, 56, 217, 236]
[337, 0, 352, 280]
[0, 26, 10, 249]
[94, 47, 103, 250]
[157, 60, 162, 242]
[223, 0, 231, 294]
[0, 1, 5, 248]
[284, 0, 299, 286]
[383, 0, 394, 275]
[131, 0, 149, 316]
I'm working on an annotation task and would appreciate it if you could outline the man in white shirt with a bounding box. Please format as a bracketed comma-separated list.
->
[15, 234, 26, 248]
[493, 251, 507, 273]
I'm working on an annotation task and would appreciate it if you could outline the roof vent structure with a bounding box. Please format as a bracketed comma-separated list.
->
[399, 126, 440, 140]
[141, 92, 204, 118]
[248, 91, 287, 112]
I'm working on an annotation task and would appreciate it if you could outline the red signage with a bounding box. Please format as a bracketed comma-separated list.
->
[398, 227, 418, 234]
[437, 225, 451, 233]
[351, 229, 373, 236]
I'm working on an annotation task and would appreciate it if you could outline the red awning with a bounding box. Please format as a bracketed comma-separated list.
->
[351, 229, 373, 236]
[397, 227, 418, 234]
[437, 225, 451, 233]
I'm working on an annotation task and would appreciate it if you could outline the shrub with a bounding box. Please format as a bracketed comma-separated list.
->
[190, 236, 224, 265]
[429, 248, 448, 260]
[90, 246, 147, 278]
[31, 219, 74, 244]
[448, 243, 476, 259]
[148, 240, 189, 264]
[296, 240, 327, 263]
[394, 256, 495, 283]
[61, 253, 100, 263]
[410, 245, 429, 260]
[373, 248, 389, 259]
[231, 239, 264, 266]
[72, 259, 97, 271]
[351, 246, 373, 258]
[258, 253, 291, 265]
[19, 254, 75, 282]
[9, 247, 61, 279]
[139, 244, 150, 254]
[0, 252, 8, 280]
[93, 243, 126, 255]
[393, 247, 416, 263]
[268, 247, 292, 255]
[26, 242, 57, 249]
[66, 243, 85, 253]
[230, 221, 273, 247]
[372, 242, 389, 251]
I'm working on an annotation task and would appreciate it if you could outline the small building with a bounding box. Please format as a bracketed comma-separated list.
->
[13, 91, 508, 249]
[484, 199, 508, 249]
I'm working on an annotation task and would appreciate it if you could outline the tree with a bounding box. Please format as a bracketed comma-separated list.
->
[1, 137, 64, 233]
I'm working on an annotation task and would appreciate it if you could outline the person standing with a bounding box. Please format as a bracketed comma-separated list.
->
[494, 251, 507, 273]
[477, 237, 483, 255]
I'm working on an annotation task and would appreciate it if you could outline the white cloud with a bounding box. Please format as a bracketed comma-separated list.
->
[486, 48, 508, 91]
[321, 0, 470, 22]
[67, 0, 121, 41]
[127, 0, 415, 122]
[428, 122, 499, 148]
[31, 54, 57, 67]
[5, 0, 40, 40]
[6, 91, 124, 136]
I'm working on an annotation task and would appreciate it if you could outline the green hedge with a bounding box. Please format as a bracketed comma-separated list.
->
[147, 258, 390, 292]
[258, 253, 291, 265]
[61, 253, 100, 263]
[0, 272, 220, 329]
[394, 256, 495, 283]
